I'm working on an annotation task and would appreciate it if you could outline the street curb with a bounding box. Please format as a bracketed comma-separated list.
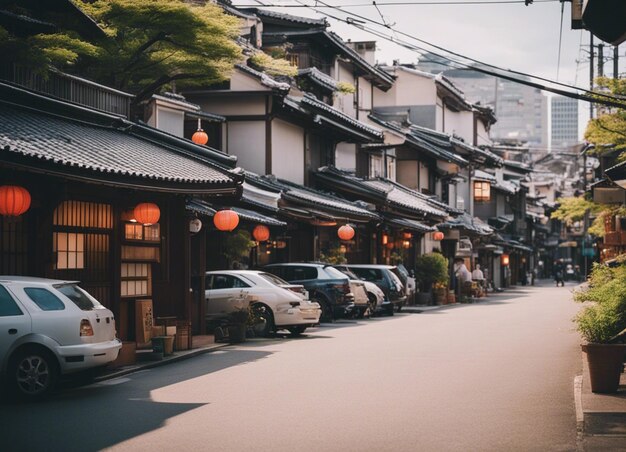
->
[575, 375, 584, 431]
[93, 343, 230, 383]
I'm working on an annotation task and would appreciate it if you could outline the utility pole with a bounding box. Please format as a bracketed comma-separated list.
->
[614, 45, 620, 79]
[590, 33, 594, 119]
[598, 43, 604, 77]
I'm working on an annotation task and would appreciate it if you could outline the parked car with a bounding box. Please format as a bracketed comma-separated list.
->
[342, 265, 407, 312]
[332, 266, 391, 316]
[396, 263, 416, 304]
[205, 270, 321, 336]
[0, 276, 121, 400]
[263, 263, 355, 321]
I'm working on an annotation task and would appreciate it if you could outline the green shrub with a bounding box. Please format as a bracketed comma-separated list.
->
[415, 253, 449, 292]
[573, 261, 626, 343]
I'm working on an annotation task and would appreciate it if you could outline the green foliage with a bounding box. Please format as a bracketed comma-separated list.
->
[222, 230, 255, 265]
[248, 52, 297, 77]
[573, 262, 626, 343]
[585, 77, 626, 160]
[0, 25, 99, 74]
[589, 206, 626, 237]
[336, 81, 356, 94]
[550, 197, 603, 225]
[77, 0, 243, 100]
[319, 245, 347, 265]
[414, 253, 449, 292]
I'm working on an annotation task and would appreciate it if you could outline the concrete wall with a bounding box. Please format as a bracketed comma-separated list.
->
[272, 119, 305, 184]
[444, 110, 474, 143]
[227, 121, 265, 175]
[375, 70, 437, 107]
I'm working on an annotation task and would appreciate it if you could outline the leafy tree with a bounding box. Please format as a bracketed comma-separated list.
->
[585, 77, 626, 161]
[75, 0, 243, 103]
[550, 197, 603, 225]
[0, 25, 99, 74]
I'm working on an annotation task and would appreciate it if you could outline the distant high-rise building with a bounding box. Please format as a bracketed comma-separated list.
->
[551, 95, 579, 147]
[417, 53, 548, 146]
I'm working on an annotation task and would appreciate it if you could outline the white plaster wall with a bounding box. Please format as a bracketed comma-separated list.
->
[230, 70, 270, 92]
[358, 77, 373, 114]
[196, 96, 266, 116]
[336, 62, 356, 118]
[445, 110, 474, 142]
[419, 162, 429, 192]
[335, 142, 357, 172]
[397, 160, 418, 189]
[374, 70, 437, 107]
[156, 107, 184, 137]
[435, 101, 444, 132]
[228, 121, 265, 175]
[476, 121, 491, 146]
[272, 119, 305, 184]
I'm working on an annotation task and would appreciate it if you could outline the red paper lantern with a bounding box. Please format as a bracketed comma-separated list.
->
[0, 185, 31, 217]
[253, 225, 270, 242]
[386, 242, 395, 250]
[134, 202, 160, 225]
[338, 224, 355, 241]
[192, 129, 208, 146]
[214, 209, 239, 231]
[432, 231, 445, 241]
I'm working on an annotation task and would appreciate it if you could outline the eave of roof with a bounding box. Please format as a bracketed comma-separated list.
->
[187, 199, 287, 227]
[0, 82, 242, 192]
[236, 63, 292, 93]
[261, 29, 394, 90]
[297, 67, 339, 93]
[242, 8, 329, 27]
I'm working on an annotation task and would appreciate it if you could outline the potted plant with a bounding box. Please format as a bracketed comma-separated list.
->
[214, 307, 250, 344]
[574, 261, 626, 393]
[414, 253, 449, 305]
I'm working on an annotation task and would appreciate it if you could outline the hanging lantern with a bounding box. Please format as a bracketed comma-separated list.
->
[253, 225, 270, 242]
[501, 254, 510, 266]
[338, 224, 355, 241]
[382, 233, 389, 245]
[133, 202, 160, 225]
[189, 218, 203, 234]
[0, 185, 31, 217]
[432, 231, 445, 241]
[214, 209, 239, 231]
[191, 118, 208, 145]
[386, 242, 395, 250]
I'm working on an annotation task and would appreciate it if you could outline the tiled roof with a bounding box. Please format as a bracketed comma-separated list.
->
[297, 67, 339, 92]
[362, 179, 449, 218]
[262, 176, 379, 221]
[438, 212, 493, 236]
[0, 83, 241, 188]
[385, 216, 436, 233]
[299, 94, 384, 139]
[187, 199, 287, 227]
[244, 8, 328, 26]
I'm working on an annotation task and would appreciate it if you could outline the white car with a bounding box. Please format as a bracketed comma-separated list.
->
[205, 270, 321, 336]
[0, 276, 121, 399]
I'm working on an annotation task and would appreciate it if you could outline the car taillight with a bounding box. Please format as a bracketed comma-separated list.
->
[80, 319, 94, 337]
[333, 283, 350, 293]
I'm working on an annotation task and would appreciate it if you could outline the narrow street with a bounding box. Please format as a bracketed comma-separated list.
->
[1, 282, 582, 452]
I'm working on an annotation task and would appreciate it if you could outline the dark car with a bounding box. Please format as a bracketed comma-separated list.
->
[339, 264, 407, 312]
[263, 263, 354, 321]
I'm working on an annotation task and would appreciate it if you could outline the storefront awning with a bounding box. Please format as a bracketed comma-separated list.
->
[384, 216, 436, 233]
[186, 199, 287, 227]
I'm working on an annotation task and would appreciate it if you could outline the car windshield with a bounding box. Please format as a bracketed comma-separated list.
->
[55, 284, 104, 311]
[396, 264, 409, 278]
[334, 267, 360, 280]
[322, 266, 349, 280]
[259, 272, 290, 286]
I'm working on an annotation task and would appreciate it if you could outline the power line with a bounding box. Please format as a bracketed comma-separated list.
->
[282, 0, 626, 108]
[556, 0, 564, 81]
[267, 0, 626, 105]
[235, 0, 558, 6]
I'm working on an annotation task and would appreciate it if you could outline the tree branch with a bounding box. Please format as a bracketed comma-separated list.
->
[595, 116, 626, 140]
[132, 72, 207, 106]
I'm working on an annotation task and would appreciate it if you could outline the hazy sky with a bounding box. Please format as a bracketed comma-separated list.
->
[235, 0, 604, 89]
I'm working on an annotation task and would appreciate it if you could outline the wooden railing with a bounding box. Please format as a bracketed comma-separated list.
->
[0, 65, 133, 118]
[604, 231, 626, 246]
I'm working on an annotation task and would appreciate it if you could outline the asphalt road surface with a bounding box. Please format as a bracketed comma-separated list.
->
[1, 282, 583, 452]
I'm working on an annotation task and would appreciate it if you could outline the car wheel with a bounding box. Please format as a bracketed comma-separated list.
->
[317, 299, 334, 323]
[9, 347, 59, 400]
[250, 304, 275, 338]
[366, 294, 378, 318]
[287, 326, 307, 336]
